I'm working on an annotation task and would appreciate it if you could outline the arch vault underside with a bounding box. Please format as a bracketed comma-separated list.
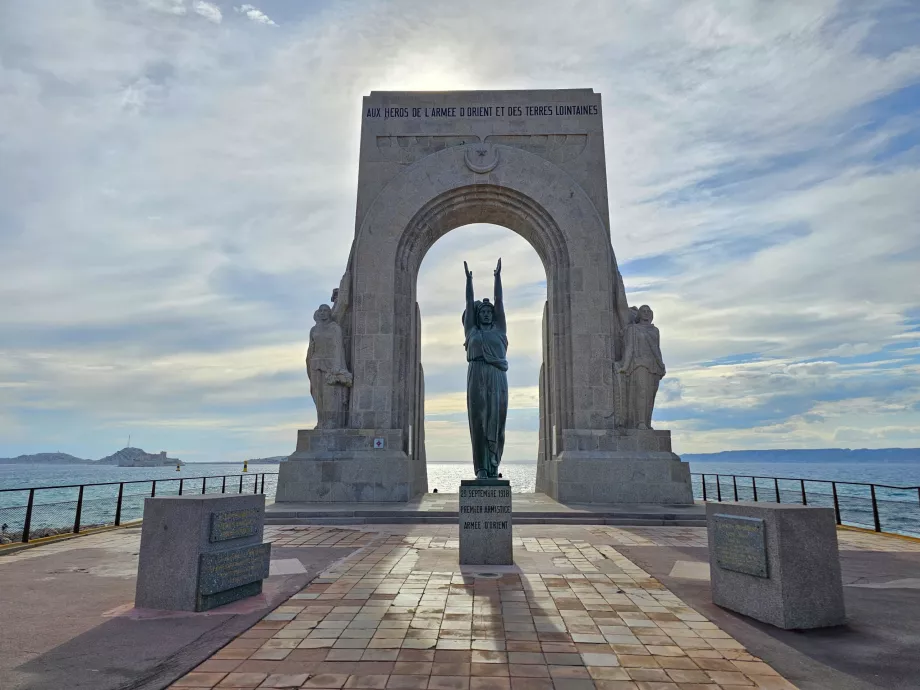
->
[276, 89, 693, 505]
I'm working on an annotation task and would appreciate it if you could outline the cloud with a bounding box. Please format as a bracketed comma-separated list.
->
[194, 1, 222, 23]
[236, 4, 277, 26]
[144, 0, 187, 15]
[0, 0, 918, 461]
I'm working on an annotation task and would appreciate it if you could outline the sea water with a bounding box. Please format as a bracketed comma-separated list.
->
[2, 459, 919, 536]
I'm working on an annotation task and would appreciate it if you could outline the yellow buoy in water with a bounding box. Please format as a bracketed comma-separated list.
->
[176, 463, 181, 472]
[243, 460, 249, 473]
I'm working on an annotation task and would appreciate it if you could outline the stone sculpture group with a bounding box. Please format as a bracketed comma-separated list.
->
[304, 258, 668, 475]
[276, 89, 693, 505]
[305, 271, 353, 430]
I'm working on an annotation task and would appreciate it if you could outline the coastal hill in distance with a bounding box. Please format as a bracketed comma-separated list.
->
[0, 447, 183, 467]
[3, 448, 919, 465]
[681, 448, 920, 463]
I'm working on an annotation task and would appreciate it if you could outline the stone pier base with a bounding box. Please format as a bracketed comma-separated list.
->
[538, 429, 694, 504]
[275, 429, 427, 502]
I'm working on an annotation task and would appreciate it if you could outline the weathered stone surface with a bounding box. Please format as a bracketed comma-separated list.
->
[135, 494, 269, 612]
[539, 429, 693, 504]
[459, 479, 512, 565]
[707, 502, 846, 629]
[617, 304, 665, 430]
[276, 89, 688, 505]
[277, 430, 415, 502]
[307, 271, 353, 429]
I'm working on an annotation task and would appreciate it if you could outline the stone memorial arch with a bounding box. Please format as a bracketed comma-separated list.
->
[276, 89, 692, 504]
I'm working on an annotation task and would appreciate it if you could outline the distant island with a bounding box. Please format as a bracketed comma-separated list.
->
[3, 447, 919, 466]
[247, 455, 288, 463]
[0, 447, 184, 467]
[682, 448, 920, 463]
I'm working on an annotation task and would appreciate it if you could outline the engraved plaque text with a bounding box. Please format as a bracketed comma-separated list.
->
[712, 514, 767, 578]
[210, 508, 260, 542]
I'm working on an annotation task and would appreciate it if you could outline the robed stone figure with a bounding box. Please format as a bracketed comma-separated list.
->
[463, 258, 508, 479]
[306, 272, 352, 429]
[618, 304, 665, 430]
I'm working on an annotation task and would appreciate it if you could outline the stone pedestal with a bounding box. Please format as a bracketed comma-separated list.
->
[459, 479, 512, 565]
[537, 429, 694, 504]
[707, 502, 846, 629]
[276, 428, 427, 502]
[135, 494, 271, 612]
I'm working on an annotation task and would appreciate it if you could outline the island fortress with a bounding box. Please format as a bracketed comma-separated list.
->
[276, 89, 692, 505]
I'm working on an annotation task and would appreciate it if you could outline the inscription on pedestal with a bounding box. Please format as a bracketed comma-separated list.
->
[712, 514, 767, 578]
[210, 508, 261, 542]
[199, 543, 271, 596]
[459, 479, 512, 565]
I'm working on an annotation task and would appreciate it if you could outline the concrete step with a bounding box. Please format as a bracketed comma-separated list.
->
[266, 510, 702, 519]
[265, 514, 707, 527]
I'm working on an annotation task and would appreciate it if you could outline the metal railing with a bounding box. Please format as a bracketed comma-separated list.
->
[0, 472, 280, 544]
[4, 470, 918, 543]
[692, 473, 920, 537]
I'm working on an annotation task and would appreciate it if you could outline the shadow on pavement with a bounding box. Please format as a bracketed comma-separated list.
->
[618, 544, 920, 690]
[10, 546, 355, 690]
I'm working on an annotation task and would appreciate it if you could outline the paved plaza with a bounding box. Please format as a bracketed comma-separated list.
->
[178, 524, 920, 690]
[3, 523, 919, 690]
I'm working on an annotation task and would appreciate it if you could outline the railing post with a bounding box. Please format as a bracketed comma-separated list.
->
[115, 483, 124, 526]
[22, 489, 35, 543]
[752, 477, 758, 502]
[702, 475, 707, 501]
[202, 477, 207, 495]
[261, 473, 266, 494]
[151, 480, 157, 498]
[774, 478, 780, 503]
[239, 475, 243, 493]
[179, 478, 184, 496]
[716, 475, 722, 502]
[732, 475, 738, 502]
[222, 476, 227, 494]
[871, 484, 881, 532]
[801, 479, 807, 505]
[73, 485, 84, 533]
[253, 474, 258, 494]
[832, 482, 841, 525]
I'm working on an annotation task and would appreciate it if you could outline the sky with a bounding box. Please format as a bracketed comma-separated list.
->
[1, 0, 919, 463]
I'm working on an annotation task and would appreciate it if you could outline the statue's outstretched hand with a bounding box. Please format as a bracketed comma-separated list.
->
[494, 257, 502, 276]
[464, 261, 472, 279]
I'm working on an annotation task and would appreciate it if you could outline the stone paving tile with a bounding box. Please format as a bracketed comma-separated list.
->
[172, 525, 810, 689]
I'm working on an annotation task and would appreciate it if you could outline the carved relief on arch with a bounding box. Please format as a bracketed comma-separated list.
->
[485, 134, 588, 164]
[375, 135, 480, 164]
[375, 133, 588, 165]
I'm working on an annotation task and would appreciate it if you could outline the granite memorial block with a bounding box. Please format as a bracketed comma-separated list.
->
[459, 479, 512, 565]
[135, 494, 271, 612]
[707, 502, 846, 629]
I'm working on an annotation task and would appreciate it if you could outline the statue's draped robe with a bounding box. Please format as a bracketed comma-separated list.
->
[308, 321, 349, 429]
[465, 325, 508, 478]
[621, 323, 665, 429]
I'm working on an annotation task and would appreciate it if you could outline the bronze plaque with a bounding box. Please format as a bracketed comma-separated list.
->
[712, 514, 767, 578]
[210, 508, 260, 542]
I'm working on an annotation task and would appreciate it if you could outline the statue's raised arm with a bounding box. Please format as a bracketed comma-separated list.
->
[493, 257, 505, 331]
[463, 261, 476, 334]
